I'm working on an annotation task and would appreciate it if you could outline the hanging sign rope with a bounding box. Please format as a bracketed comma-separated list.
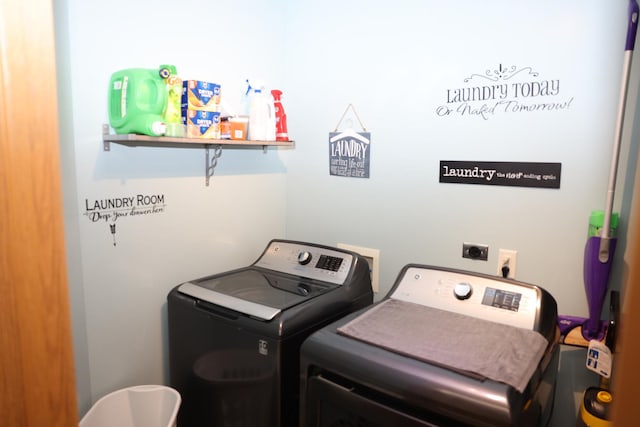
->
[334, 103, 367, 132]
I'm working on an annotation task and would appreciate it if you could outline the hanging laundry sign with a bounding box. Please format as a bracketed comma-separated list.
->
[329, 104, 371, 178]
[329, 130, 371, 178]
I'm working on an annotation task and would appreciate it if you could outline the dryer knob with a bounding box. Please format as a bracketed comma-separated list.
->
[454, 282, 473, 300]
[297, 251, 312, 265]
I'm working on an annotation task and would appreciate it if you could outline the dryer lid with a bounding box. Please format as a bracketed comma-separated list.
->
[178, 269, 334, 321]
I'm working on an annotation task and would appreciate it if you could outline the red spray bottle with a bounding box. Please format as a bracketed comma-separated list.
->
[271, 89, 289, 141]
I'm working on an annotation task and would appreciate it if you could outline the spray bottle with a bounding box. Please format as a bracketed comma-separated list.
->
[241, 78, 259, 116]
[271, 89, 289, 141]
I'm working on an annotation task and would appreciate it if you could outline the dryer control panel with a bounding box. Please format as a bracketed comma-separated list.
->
[389, 266, 541, 330]
[254, 240, 354, 285]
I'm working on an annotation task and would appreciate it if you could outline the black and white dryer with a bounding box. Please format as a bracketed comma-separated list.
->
[168, 239, 372, 427]
[300, 264, 560, 427]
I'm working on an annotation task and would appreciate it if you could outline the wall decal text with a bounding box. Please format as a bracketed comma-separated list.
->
[436, 64, 574, 120]
[83, 193, 167, 246]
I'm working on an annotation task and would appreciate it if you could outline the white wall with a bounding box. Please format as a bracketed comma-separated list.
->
[57, 0, 289, 414]
[56, 0, 639, 424]
[282, 0, 633, 310]
[54, 0, 92, 412]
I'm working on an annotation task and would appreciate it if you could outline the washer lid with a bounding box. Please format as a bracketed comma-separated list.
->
[178, 269, 334, 321]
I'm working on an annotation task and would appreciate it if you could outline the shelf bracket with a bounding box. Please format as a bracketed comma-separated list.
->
[205, 145, 223, 186]
[102, 124, 111, 151]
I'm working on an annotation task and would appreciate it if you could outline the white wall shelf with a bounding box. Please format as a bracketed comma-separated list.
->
[101, 124, 294, 186]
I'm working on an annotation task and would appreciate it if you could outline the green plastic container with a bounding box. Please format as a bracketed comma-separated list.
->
[108, 65, 176, 136]
[588, 210, 619, 238]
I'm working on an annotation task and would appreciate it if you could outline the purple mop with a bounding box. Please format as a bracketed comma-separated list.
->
[559, 0, 638, 345]
[582, 0, 638, 341]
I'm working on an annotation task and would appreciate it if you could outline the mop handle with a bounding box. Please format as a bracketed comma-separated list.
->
[600, 0, 639, 261]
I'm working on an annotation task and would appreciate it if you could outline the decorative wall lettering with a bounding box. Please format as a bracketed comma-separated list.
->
[436, 64, 574, 120]
[83, 193, 167, 245]
[439, 161, 561, 188]
[329, 130, 371, 178]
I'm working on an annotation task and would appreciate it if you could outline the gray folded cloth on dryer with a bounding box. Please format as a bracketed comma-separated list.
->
[336, 298, 548, 393]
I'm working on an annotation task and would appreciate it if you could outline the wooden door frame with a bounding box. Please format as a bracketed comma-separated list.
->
[0, 0, 78, 425]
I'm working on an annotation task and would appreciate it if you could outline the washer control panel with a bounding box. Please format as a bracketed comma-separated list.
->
[254, 240, 354, 285]
[389, 266, 540, 330]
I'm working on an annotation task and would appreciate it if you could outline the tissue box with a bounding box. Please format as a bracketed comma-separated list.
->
[181, 80, 221, 111]
[183, 109, 221, 139]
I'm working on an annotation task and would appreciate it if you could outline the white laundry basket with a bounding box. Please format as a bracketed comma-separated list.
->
[79, 385, 181, 427]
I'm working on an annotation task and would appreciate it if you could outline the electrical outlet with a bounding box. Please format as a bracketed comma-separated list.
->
[462, 242, 489, 261]
[497, 249, 518, 279]
[338, 243, 380, 293]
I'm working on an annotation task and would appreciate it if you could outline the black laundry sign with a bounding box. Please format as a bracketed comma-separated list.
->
[329, 130, 371, 178]
[439, 161, 561, 188]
